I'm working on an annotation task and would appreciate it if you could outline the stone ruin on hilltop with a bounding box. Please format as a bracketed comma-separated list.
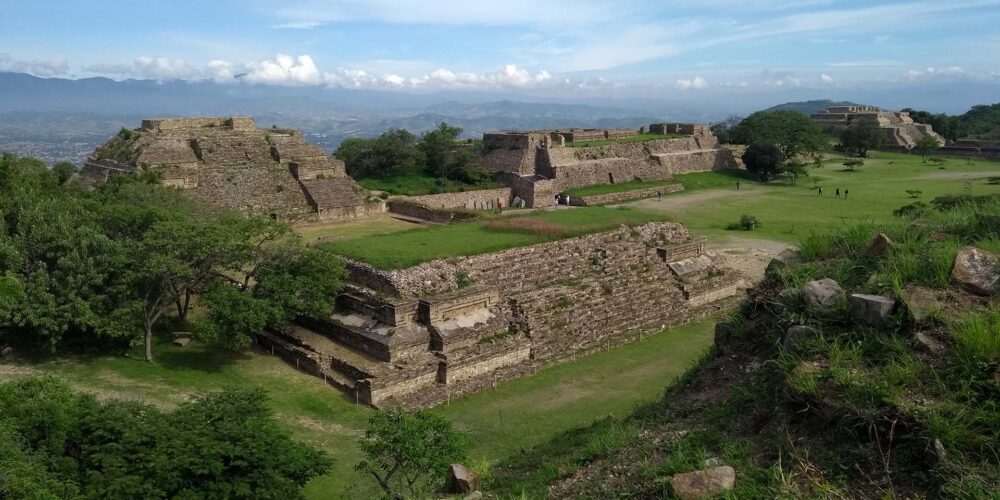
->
[259, 221, 749, 408]
[811, 105, 945, 150]
[79, 117, 383, 222]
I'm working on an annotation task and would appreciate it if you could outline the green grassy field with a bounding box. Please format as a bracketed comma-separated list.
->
[320, 206, 669, 269]
[564, 177, 679, 197]
[357, 171, 503, 196]
[634, 152, 1000, 243]
[566, 133, 683, 148]
[5, 317, 716, 499]
[295, 214, 419, 244]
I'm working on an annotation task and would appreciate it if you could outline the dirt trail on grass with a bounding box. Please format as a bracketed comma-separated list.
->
[626, 189, 761, 213]
[708, 237, 793, 282]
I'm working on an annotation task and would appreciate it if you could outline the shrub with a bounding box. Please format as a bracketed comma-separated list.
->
[905, 189, 923, 198]
[726, 214, 759, 231]
[842, 158, 864, 170]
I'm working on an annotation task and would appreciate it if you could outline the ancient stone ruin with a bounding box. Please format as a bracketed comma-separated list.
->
[258, 221, 748, 408]
[479, 123, 737, 209]
[80, 117, 383, 222]
[811, 105, 945, 150]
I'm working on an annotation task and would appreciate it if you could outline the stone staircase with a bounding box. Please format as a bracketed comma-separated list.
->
[299, 177, 364, 210]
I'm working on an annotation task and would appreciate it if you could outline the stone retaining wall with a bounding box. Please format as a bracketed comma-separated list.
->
[568, 183, 684, 206]
[390, 188, 512, 210]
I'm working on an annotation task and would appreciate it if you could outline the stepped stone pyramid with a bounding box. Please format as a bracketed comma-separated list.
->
[80, 117, 382, 221]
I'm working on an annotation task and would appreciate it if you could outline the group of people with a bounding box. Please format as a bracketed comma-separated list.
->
[817, 186, 849, 198]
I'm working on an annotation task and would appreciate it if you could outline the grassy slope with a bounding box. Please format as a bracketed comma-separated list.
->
[564, 178, 679, 197]
[295, 214, 418, 244]
[6, 318, 715, 499]
[566, 133, 683, 148]
[320, 206, 670, 269]
[637, 152, 1000, 243]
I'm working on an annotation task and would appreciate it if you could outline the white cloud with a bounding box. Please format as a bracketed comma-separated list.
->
[820, 73, 834, 83]
[675, 76, 707, 90]
[0, 53, 69, 77]
[243, 54, 322, 85]
[904, 66, 964, 79]
[134, 56, 195, 80]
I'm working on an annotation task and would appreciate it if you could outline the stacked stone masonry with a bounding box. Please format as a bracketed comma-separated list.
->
[479, 124, 736, 208]
[811, 105, 945, 150]
[80, 116, 381, 222]
[264, 222, 748, 408]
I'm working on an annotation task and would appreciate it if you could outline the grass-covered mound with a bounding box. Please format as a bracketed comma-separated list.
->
[487, 195, 1000, 498]
[565, 133, 683, 148]
[321, 206, 670, 269]
[357, 171, 503, 196]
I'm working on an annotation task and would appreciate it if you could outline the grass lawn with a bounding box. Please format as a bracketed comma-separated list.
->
[565, 178, 679, 197]
[635, 152, 1000, 243]
[295, 214, 419, 244]
[321, 206, 670, 269]
[357, 171, 503, 196]
[566, 133, 683, 148]
[4, 316, 717, 499]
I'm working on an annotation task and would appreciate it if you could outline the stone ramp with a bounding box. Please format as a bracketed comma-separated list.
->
[299, 177, 364, 209]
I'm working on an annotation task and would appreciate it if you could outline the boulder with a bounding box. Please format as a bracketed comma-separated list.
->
[865, 233, 894, 257]
[915, 332, 945, 354]
[802, 278, 844, 313]
[668, 466, 736, 500]
[849, 294, 896, 325]
[445, 463, 480, 494]
[0, 346, 13, 357]
[784, 325, 819, 351]
[901, 285, 941, 325]
[952, 246, 1000, 296]
[703, 457, 724, 468]
[764, 248, 798, 276]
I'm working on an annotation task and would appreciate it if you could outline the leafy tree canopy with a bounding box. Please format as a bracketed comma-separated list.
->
[741, 142, 784, 182]
[731, 110, 827, 158]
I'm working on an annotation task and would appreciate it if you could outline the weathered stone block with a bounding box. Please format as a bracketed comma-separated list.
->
[865, 233, 894, 257]
[445, 463, 480, 493]
[849, 293, 896, 325]
[802, 278, 844, 313]
[668, 466, 736, 500]
[952, 246, 1000, 296]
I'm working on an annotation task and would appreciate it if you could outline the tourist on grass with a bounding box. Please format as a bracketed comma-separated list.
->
[835, 187, 841, 198]
[844, 188, 849, 199]
[657, 191, 662, 201]
[818, 187, 823, 196]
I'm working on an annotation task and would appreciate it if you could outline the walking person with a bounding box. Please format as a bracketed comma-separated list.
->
[844, 188, 849, 199]
[835, 187, 841, 199]
[736, 180, 740, 191]
[657, 191, 662, 201]
[818, 187, 823, 196]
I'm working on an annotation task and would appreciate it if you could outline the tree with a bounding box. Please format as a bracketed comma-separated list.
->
[731, 110, 827, 158]
[783, 159, 809, 184]
[336, 129, 424, 179]
[709, 115, 743, 144]
[420, 122, 471, 180]
[842, 159, 864, 170]
[742, 142, 784, 182]
[50, 161, 78, 184]
[356, 409, 468, 498]
[916, 135, 941, 162]
[839, 119, 884, 157]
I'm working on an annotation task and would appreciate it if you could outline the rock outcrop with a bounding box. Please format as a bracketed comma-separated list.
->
[668, 466, 736, 500]
[952, 246, 1000, 296]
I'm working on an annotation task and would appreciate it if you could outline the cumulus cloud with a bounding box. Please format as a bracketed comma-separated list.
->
[323, 63, 554, 90]
[903, 66, 964, 79]
[243, 54, 322, 85]
[820, 73, 834, 83]
[133, 56, 196, 80]
[0, 53, 69, 77]
[674, 76, 707, 90]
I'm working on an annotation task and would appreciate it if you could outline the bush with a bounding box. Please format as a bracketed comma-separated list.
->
[726, 214, 759, 231]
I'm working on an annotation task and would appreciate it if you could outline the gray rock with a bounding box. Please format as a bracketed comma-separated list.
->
[446, 463, 480, 493]
[668, 466, 736, 500]
[952, 246, 1000, 296]
[703, 457, 724, 467]
[865, 233, 894, 257]
[901, 285, 941, 324]
[784, 325, 820, 351]
[802, 278, 845, 313]
[849, 294, 896, 325]
[1, 346, 13, 357]
[915, 332, 945, 354]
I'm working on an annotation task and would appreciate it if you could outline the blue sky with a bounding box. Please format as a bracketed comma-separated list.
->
[2, 0, 999, 96]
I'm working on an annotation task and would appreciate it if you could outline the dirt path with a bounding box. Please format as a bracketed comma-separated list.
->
[626, 188, 757, 213]
[707, 236, 793, 282]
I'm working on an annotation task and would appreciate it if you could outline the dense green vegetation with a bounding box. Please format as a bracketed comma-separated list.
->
[320, 206, 669, 269]
[335, 123, 494, 195]
[0, 154, 344, 361]
[903, 103, 1000, 141]
[564, 177, 679, 197]
[489, 196, 1000, 498]
[0, 376, 331, 499]
[730, 110, 827, 158]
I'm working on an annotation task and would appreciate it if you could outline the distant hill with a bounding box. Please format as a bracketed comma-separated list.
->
[764, 99, 863, 115]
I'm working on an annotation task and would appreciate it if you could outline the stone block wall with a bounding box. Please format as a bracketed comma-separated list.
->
[568, 183, 684, 206]
[390, 188, 513, 210]
[141, 116, 254, 133]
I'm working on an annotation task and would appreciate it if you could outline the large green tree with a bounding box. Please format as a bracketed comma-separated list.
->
[336, 129, 424, 179]
[356, 409, 468, 498]
[419, 122, 470, 180]
[731, 110, 827, 158]
[741, 142, 784, 182]
[839, 119, 885, 157]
